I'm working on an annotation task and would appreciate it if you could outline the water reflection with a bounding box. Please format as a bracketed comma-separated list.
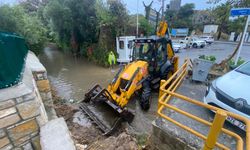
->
[39, 46, 115, 101]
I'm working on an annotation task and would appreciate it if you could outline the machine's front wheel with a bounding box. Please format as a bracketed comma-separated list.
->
[140, 81, 151, 110]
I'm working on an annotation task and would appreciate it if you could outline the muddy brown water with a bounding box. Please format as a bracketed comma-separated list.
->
[39, 46, 158, 133]
[39, 47, 115, 101]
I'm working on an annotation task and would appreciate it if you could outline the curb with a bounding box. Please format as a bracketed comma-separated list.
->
[214, 41, 250, 46]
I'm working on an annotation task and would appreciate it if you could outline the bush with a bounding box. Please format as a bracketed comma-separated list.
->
[229, 57, 245, 67]
[81, 44, 109, 67]
[0, 5, 48, 54]
[198, 55, 216, 62]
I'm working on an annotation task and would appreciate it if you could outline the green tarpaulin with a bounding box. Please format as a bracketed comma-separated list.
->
[0, 32, 28, 89]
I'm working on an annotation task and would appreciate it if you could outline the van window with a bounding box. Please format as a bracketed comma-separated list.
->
[119, 41, 124, 49]
[128, 40, 133, 49]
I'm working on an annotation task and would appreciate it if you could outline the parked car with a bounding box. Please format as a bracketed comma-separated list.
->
[203, 61, 250, 131]
[199, 35, 214, 44]
[179, 36, 206, 48]
[172, 42, 181, 53]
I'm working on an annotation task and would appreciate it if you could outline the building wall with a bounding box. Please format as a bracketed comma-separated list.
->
[192, 10, 215, 25]
[0, 51, 56, 150]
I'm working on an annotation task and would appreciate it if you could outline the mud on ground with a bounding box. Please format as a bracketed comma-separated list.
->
[52, 88, 148, 150]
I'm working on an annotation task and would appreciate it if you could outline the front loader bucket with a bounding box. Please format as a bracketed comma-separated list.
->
[79, 103, 123, 135]
[80, 84, 134, 135]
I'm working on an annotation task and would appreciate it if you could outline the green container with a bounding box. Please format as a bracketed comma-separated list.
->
[0, 32, 28, 89]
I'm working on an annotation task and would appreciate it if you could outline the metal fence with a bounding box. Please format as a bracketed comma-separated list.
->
[0, 32, 28, 89]
[157, 59, 250, 150]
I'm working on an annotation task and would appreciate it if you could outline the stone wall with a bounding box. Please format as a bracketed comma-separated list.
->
[0, 51, 56, 150]
[26, 52, 57, 120]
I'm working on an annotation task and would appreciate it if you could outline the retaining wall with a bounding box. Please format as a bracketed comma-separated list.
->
[151, 119, 197, 150]
[0, 51, 56, 149]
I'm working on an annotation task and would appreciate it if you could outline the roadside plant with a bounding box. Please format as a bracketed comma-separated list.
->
[199, 55, 216, 62]
[229, 57, 245, 67]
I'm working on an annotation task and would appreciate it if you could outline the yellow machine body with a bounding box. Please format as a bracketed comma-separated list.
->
[157, 21, 168, 37]
[107, 60, 148, 108]
[81, 21, 179, 135]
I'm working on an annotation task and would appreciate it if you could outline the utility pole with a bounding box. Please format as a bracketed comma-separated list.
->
[234, 15, 249, 65]
[230, 8, 250, 65]
[136, 0, 139, 37]
[161, 0, 165, 20]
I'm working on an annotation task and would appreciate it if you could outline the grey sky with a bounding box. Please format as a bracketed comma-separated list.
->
[0, 0, 17, 5]
[1, 0, 223, 14]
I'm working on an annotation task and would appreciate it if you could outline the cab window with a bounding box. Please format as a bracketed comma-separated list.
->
[134, 43, 151, 59]
[157, 44, 167, 62]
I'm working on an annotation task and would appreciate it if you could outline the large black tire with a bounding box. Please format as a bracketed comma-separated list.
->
[140, 81, 151, 110]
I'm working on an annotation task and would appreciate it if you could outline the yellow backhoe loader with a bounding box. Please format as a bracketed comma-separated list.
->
[80, 21, 179, 135]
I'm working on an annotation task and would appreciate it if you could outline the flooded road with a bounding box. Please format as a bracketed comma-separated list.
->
[39, 46, 158, 133]
[39, 45, 247, 145]
[39, 47, 116, 101]
[38, 45, 248, 140]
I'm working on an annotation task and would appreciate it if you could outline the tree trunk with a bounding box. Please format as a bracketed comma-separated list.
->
[217, 25, 222, 40]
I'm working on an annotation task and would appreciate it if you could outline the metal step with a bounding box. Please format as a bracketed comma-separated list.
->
[152, 83, 160, 90]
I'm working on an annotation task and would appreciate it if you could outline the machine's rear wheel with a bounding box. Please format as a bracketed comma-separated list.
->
[140, 81, 151, 110]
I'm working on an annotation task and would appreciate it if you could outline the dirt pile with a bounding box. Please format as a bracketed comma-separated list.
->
[87, 132, 138, 150]
[54, 104, 78, 121]
[52, 88, 148, 150]
[69, 123, 103, 145]
[53, 104, 103, 143]
[53, 103, 142, 150]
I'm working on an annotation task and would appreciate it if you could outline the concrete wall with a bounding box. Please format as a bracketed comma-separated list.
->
[151, 119, 198, 150]
[0, 51, 56, 150]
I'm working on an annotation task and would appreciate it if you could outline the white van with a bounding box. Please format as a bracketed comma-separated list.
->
[199, 35, 214, 44]
[116, 36, 136, 63]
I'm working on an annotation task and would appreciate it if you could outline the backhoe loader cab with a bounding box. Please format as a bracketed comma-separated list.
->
[132, 37, 177, 84]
